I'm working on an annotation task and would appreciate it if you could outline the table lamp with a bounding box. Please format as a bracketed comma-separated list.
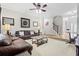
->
[4, 24, 11, 35]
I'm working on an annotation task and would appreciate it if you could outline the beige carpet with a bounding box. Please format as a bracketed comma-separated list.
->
[25, 38, 76, 56]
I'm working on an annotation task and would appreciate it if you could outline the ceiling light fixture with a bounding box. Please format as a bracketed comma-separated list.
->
[36, 9, 41, 14]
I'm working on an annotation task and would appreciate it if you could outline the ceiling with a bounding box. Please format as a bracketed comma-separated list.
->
[1, 3, 77, 18]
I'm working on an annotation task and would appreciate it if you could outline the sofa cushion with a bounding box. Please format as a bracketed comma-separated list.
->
[0, 34, 12, 46]
[24, 31, 30, 35]
[0, 38, 33, 56]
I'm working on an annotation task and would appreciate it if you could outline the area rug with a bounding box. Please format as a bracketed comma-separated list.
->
[25, 38, 76, 56]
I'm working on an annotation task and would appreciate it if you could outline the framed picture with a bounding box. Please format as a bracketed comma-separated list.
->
[21, 18, 30, 28]
[33, 21, 38, 27]
[2, 17, 14, 25]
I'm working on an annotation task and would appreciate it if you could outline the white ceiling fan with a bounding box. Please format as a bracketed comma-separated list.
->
[29, 3, 47, 13]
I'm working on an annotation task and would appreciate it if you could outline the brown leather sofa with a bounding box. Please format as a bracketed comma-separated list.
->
[0, 37, 33, 56]
[15, 30, 40, 40]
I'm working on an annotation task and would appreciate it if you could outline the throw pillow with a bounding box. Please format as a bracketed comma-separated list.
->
[35, 30, 38, 33]
[30, 31, 34, 35]
[19, 32, 24, 36]
[0, 34, 12, 46]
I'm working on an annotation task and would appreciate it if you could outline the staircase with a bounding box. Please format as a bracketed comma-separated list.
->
[53, 23, 59, 34]
[45, 23, 68, 42]
[44, 23, 58, 36]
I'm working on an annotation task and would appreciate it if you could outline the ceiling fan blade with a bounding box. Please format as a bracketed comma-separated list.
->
[41, 9, 46, 12]
[33, 3, 37, 6]
[42, 4, 47, 8]
[29, 8, 36, 10]
[37, 3, 41, 7]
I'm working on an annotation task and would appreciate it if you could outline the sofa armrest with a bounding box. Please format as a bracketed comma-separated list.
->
[13, 38, 33, 55]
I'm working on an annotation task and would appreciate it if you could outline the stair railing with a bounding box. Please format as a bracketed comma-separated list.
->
[53, 23, 59, 34]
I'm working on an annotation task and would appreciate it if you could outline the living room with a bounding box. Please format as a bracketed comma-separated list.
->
[0, 3, 78, 56]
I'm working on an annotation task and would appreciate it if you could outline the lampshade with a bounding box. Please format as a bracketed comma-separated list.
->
[4, 24, 10, 30]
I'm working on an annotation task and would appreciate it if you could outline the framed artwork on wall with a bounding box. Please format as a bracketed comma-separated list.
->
[2, 17, 14, 25]
[33, 21, 38, 27]
[21, 18, 30, 28]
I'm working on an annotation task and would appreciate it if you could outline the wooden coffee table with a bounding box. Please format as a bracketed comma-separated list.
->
[31, 35, 48, 47]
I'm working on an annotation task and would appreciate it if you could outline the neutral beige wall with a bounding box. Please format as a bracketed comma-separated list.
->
[1, 7, 57, 35]
[1, 8, 40, 35]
